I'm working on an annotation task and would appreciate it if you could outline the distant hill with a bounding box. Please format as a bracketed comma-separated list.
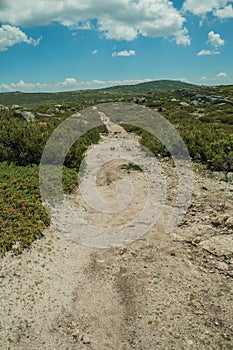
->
[104, 79, 199, 93]
[0, 80, 199, 106]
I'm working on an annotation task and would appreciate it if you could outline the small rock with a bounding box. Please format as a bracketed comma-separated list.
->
[72, 329, 80, 337]
[36, 112, 53, 118]
[211, 215, 229, 227]
[70, 321, 76, 328]
[119, 248, 126, 255]
[82, 335, 91, 344]
[226, 217, 233, 229]
[180, 102, 190, 107]
[215, 261, 229, 271]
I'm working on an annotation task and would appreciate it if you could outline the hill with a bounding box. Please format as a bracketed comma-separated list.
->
[0, 80, 199, 106]
[105, 79, 198, 93]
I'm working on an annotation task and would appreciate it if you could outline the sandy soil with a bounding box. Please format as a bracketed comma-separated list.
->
[1, 113, 233, 350]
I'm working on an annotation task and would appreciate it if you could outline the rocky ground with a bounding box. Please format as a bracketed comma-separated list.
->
[0, 113, 233, 350]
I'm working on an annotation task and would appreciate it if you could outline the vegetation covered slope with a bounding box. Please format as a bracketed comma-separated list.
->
[0, 107, 107, 254]
[0, 80, 199, 106]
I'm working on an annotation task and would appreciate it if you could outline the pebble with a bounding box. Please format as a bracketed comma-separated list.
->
[215, 261, 229, 271]
[82, 335, 91, 344]
[72, 329, 80, 337]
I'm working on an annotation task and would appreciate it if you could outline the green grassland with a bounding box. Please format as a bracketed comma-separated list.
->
[0, 80, 232, 254]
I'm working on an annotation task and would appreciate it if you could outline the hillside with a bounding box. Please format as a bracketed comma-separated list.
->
[0, 80, 199, 106]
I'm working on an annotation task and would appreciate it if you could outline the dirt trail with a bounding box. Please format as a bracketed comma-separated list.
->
[1, 113, 233, 350]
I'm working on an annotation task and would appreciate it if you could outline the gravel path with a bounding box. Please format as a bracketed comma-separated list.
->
[1, 109, 233, 350]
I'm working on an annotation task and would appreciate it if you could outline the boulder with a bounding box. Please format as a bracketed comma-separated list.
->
[0, 104, 9, 112]
[190, 100, 199, 106]
[10, 104, 20, 110]
[158, 106, 166, 112]
[191, 95, 212, 104]
[47, 107, 60, 113]
[134, 97, 146, 104]
[14, 110, 35, 121]
[211, 98, 233, 105]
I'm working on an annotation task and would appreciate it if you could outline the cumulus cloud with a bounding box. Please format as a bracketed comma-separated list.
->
[112, 49, 136, 57]
[0, 24, 40, 51]
[0, 78, 79, 92]
[175, 28, 191, 46]
[183, 0, 225, 15]
[197, 31, 224, 57]
[0, 77, 153, 92]
[197, 49, 220, 56]
[214, 4, 233, 18]
[99, 18, 138, 41]
[0, 0, 190, 44]
[0, 80, 49, 91]
[57, 77, 78, 86]
[183, 0, 233, 19]
[92, 49, 98, 54]
[216, 72, 228, 78]
[207, 31, 224, 48]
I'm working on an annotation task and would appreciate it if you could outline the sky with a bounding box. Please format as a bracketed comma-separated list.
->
[0, 0, 233, 92]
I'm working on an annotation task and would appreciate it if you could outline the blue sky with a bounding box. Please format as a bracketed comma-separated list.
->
[0, 0, 233, 92]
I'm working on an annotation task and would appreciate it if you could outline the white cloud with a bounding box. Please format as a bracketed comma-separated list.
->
[197, 31, 224, 56]
[0, 77, 153, 92]
[197, 49, 220, 56]
[207, 31, 224, 48]
[0, 80, 49, 91]
[179, 77, 190, 83]
[200, 76, 208, 82]
[175, 28, 191, 46]
[58, 77, 78, 86]
[0, 24, 40, 51]
[79, 78, 153, 87]
[92, 49, 98, 54]
[99, 18, 138, 41]
[0, 0, 190, 45]
[0, 78, 78, 92]
[183, 0, 233, 19]
[112, 49, 136, 57]
[214, 4, 233, 18]
[216, 72, 228, 78]
[183, 0, 225, 15]
[63, 20, 92, 30]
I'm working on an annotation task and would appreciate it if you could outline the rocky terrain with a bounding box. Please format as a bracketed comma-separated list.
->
[0, 111, 233, 350]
